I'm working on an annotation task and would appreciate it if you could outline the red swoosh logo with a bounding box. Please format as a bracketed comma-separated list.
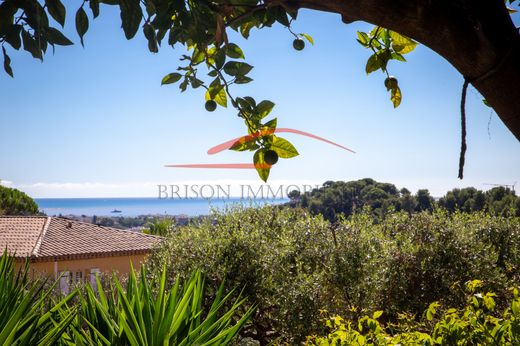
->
[207, 128, 355, 155]
[166, 127, 354, 169]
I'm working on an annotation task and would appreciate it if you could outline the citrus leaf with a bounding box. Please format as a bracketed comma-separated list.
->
[120, 0, 142, 40]
[365, 53, 382, 74]
[45, 0, 66, 27]
[389, 30, 417, 54]
[301, 33, 314, 45]
[2, 46, 13, 77]
[263, 118, 277, 130]
[206, 87, 227, 107]
[22, 29, 43, 60]
[45, 27, 73, 46]
[253, 149, 270, 182]
[390, 85, 402, 108]
[270, 136, 298, 158]
[75, 7, 89, 47]
[356, 31, 369, 46]
[161, 73, 182, 85]
[225, 43, 244, 59]
[90, 0, 100, 18]
[223, 61, 253, 77]
[256, 100, 275, 119]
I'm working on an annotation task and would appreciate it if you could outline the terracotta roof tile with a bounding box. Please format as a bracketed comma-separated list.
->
[0, 216, 161, 260]
[0, 216, 48, 257]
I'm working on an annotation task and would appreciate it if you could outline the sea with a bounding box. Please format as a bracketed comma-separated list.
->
[35, 197, 289, 217]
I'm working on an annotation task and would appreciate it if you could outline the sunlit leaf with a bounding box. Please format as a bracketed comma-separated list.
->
[253, 149, 270, 182]
[389, 31, 417, 54]
[270, 136, 299, 158]
[161, 73, 182, 85]
[225, 43, 244, 59]
[390, 85, 402, 108]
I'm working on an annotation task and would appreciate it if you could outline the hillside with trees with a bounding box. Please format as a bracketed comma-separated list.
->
[288, 178, 520, 221]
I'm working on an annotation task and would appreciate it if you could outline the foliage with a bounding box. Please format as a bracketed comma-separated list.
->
[143, 217, 175, 236]
[0, 250, 77, 345]
[306, 280, 520, 345]
[0, 184, 39, 215]
[148, 205, 520, 344]
[0, 250, 252, 345]
[5, 1, 516, 180]
[66, 265, 254, 345]
[291, 179, 520, 222]
[292, 178, 434, 221]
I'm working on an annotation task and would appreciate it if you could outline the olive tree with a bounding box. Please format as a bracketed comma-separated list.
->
[1, 0, 519, 180]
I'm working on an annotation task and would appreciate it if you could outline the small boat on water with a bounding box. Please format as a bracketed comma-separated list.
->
[111, 209, 122, 213]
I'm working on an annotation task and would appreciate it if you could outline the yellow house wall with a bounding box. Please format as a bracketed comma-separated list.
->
[21, 254, 148, 280]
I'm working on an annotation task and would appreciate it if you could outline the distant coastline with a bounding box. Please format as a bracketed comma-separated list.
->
[36, 197, 288, 218]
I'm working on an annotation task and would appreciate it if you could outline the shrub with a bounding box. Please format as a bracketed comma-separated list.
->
[149, 206, 520, 343]
[305, 280, 520, 345]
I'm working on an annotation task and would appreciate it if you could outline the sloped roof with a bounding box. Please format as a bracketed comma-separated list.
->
[0, 216, 161, 261]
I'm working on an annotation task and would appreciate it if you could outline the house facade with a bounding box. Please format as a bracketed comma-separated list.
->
[0, 216, 161, 292]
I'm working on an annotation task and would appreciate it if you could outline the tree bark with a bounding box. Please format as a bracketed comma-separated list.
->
[290, 0, 520, 141]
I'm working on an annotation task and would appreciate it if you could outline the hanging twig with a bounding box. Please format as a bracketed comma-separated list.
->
[458, 79, 469, 179]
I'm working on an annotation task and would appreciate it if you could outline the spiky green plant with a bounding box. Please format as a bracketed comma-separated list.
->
[0, 250, 77, 345]
[73, 265, 254, 345]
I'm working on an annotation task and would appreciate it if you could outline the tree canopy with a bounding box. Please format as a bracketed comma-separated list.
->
[1, 0, 519, 180]
[0, 185, 39, 215]
[289, 179, 520, 221]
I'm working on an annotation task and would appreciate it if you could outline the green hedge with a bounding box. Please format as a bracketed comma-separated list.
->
[148, 206, 520, 344]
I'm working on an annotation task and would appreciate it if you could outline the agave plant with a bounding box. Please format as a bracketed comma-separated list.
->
[73, 265, 254, 345]
[0, 250, 77, 345]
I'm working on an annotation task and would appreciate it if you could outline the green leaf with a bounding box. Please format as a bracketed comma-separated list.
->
[273, 6, 290, 27]
[356, 31, 369, 46]
[161, 73, 182, 85]
[301, 33, 314, 45]
[4, 25, 22, 50]
[365, 53, 382, 74]
[390, 85, 402, 108]
[2, 46, 13, 77]
[239, 22, 253, 39]
[253, 149, 270, 182]
[76, 7, 89, 47]
[120, 0, 142, 40]
[143, 23, 158, 53]
[45, 27, 74, 46]
[234, 76, 253, 84]
[90, 0, 100, 18]
[225, 43, 244, 59]
[373, 311, 383, 319]
[256, 100, 275, 119]
[223, 61, 253, 77]
[263, 118, 277, 130]
[390, 52, 406, 62]
[22, 30, 43, 60]
[229, 138, 259, 152]
[389, 30, 417, 54]
[270, 136, 298, 158]
[45, 0, 66, 27]
[205, 85, 227, 107]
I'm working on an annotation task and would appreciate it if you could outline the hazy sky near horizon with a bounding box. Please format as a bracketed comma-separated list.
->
[1, 6, 519, 198]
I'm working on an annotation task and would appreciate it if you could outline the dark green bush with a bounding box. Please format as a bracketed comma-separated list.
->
[148, 206, 520, 344]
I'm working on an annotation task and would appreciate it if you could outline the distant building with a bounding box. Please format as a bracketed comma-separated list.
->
[0, 216, 161, 293]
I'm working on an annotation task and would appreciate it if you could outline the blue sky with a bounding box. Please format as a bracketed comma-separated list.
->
[1, 6, 519, 197]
